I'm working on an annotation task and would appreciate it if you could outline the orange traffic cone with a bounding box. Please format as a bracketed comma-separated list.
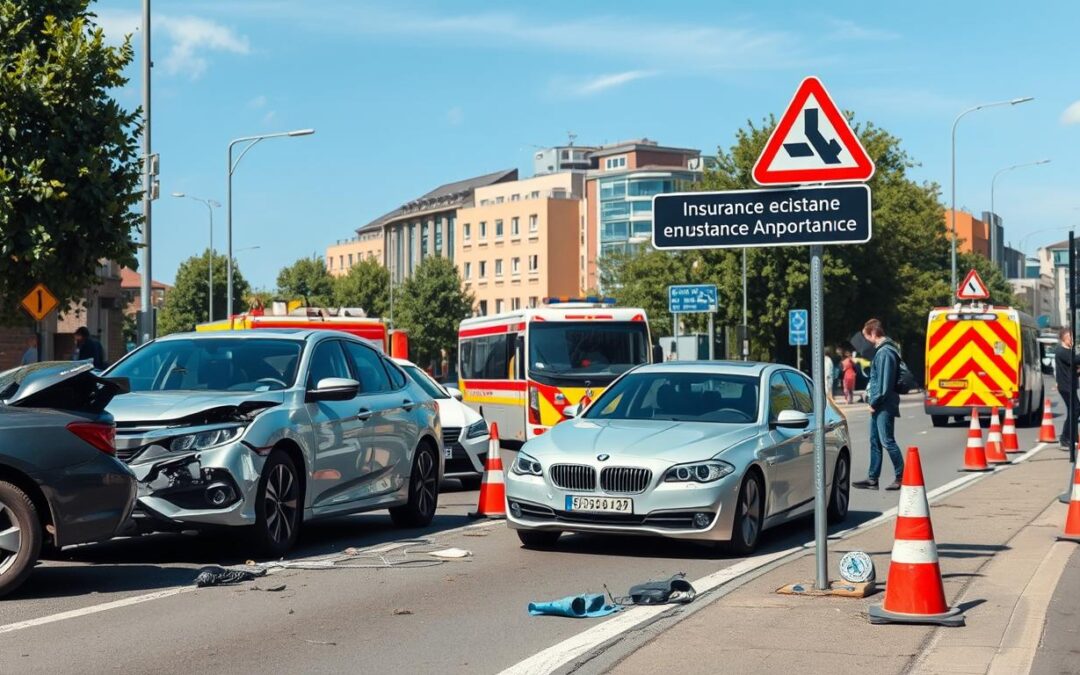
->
[985, 408, 1010, 465]
[1001, 405, 1020, 454]
[869, 446, 964, 626]
[1039, 399, 1058, 444]
[469, 423, 506, 519]
[961, 411, 992, 472]
[1062, 465, 1080, 541]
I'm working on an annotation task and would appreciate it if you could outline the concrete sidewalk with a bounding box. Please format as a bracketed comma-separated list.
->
[611, 449, 1075, 675]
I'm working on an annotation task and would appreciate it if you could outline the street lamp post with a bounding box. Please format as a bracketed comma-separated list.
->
[950, 96, 1034, 290]
[989, 159, 1050, 275]
[172, 193, 221, 321]
[226, 129, 314, 320]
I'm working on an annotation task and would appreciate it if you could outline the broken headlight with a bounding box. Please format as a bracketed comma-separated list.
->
[170, 425, 245, 453]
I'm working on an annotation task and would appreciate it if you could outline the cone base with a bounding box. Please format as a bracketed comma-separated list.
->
[468, 511, 506, 520]
[868, 604, 964, 627]
[1039, 433, 1058, 444]
[986, 459, 1011, 465]
[959, 466, 993, 473]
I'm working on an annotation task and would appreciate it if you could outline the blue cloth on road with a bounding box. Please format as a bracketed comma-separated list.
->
[867, 338, 901, 417]
[528, 593, 622, 618]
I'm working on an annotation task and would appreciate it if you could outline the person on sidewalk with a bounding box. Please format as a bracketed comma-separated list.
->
[20, 335, 38, 366]
[853, 318, 904, 491]
[73, 326, 106, 370]
[841, 350, 857, 404]
[823, 348, 835, 398]
[1055, 327, 1079, 450]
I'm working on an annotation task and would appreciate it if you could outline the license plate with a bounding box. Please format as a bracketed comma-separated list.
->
[444, 446, 453, 459]
[565, 495, 633, 513]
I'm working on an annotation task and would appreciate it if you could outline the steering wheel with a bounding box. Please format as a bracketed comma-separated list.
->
[715, 408, 753, 422]
[256, 377, 288, 389]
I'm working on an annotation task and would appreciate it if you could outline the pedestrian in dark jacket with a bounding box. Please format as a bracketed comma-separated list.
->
[1055, 327, 1078, 450]
[853, 318, 904, 491]
[73, 326, 106, 370]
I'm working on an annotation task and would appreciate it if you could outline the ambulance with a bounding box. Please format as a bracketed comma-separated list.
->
[923, 303, 1044, 427]
[197, 303, 409, 358]
[457, 298, 654, 443]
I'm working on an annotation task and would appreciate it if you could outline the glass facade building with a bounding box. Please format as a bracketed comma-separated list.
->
[597, 172, 695, 256]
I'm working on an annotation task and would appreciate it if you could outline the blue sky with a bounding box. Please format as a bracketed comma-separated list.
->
[93, 0, 1080, 290]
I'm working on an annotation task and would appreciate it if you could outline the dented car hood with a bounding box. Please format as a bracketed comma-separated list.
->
[107, 390, 285, 424]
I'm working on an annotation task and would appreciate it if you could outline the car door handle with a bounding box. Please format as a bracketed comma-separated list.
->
[356, 408, 373, 421]
[402, 399, 415, 412]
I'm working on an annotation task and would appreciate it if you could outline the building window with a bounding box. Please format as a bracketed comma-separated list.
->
[530, 190, 540, 199]
[479, 261, 487, 278]
[448, 214, 456, 260]
[599, 179, 626, 201]
[348, 253, 354, 266]
[495, 259, 503, 277]
[512, 298, 521, 311]
[511, 217, 520, 236]
[463, 223, 471, 241]
[495, 219, 504, 238]
[528, 296, 538, 308]
[511, 257, 520, 275]
[529, 255, 539, 272]
[495, 196, 504, 204]
[339, 255, 344, 269]
[464, 262, 472, 279]
[529, 214, 538, 232]
[511, 193, 520, 202]
[605, 156, 627, 170]
[479, 300, 488, 316]
[479, 221, 487, 239]
[496, 299, 504, 314]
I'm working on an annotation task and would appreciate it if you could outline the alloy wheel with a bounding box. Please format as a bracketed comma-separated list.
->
[835, 456, 850, 515]
[0, 501, 20, 576]
[264, 463, 298, 545]
[739, 478, 762, 545]
[414, 449, 437, 518]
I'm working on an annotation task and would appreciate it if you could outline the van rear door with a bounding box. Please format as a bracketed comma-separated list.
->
[926, 310, 1020, 409]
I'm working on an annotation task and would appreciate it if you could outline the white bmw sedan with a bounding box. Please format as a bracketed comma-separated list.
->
[505, 362, 850, 553]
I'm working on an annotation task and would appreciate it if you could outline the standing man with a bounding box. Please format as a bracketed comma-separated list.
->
[853, 318, 905, 491]
[1055, 327, 1078, 450]
[73, 326, 106, 370]
[823, 348, 835, 397]
[20, 335, 38, 365]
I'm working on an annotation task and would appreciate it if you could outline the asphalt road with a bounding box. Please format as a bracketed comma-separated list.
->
[0, 388, 1061, 674]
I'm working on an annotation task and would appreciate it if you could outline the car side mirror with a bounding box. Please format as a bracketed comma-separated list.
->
[445, 386, 464, 402]
[771, 409, 810, 430]
[307, 377, 359, 402]
[563, 403, 581, 419]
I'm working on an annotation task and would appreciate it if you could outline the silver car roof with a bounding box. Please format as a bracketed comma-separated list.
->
[633, 361, 779, 376]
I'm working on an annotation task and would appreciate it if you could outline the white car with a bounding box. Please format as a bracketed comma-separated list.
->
[394, 359, 489, 486]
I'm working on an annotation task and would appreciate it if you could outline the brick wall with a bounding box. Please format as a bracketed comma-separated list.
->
[0, 325, 37, 370]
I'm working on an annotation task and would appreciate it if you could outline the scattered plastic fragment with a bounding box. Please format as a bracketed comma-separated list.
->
[194, 566, 267, 587]
[393, 608, 413, 616]
[528, 594, 622, 618]
[428, 548, 472, 559]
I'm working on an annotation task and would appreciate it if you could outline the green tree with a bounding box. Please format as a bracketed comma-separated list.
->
[0, 1, 141, 322]
[334, 257, 390, 317]
[157, 252, 250, 335]
[276, 256, 334, 307]
[396, 256, 473, 368]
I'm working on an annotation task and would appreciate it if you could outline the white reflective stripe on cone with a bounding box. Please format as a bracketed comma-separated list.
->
[897, 486, 929, 518]
[967, 438, 982, 447]
[483, 470, 504, 485]
[1072, 484, 1080, 501]
[891, 538, 939, 564]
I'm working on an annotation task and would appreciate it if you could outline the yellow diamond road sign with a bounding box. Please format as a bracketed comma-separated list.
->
[21, 283, 59, 321]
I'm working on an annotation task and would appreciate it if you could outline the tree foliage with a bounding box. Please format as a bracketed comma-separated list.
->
[0, 1, 141, 322]
[603, 115, 997, 376]
[395, 256, 473, 368]
[157, 252, 250, 335]
[334, 258, 389, 317]
[276, 256, 334, 307]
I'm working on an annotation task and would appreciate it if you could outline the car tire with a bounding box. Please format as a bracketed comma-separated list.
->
[249, 450, 302, 558]
[0, 480, 42, 599]
[390, 443, 439, 528]
[516, 529, 561, 549]
[827, 452, 851, 524]
[931, 415, 948, 428]
[725, 472, 764, 556]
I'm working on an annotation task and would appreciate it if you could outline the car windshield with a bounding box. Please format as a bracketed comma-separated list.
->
[108, 338, 303, 392]
[583, 371, 760, 424]
[402, 364, 448, 399]
[529, 321, 649, 383]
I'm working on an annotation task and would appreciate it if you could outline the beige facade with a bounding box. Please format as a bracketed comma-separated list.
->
[326, 229, 384, 277]
[456, 172, 583, 316]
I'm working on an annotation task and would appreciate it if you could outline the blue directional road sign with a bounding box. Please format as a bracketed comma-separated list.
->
[788, 309, 808, 346]
[669, 284, 718, 314]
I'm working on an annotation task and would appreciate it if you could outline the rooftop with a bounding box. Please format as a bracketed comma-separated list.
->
[120, 267, 170, 291]
[357, 168, 518, 233]
[589, 138, 700, 159]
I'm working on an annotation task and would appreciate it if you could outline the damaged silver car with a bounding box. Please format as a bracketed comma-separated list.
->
[104, 330, 442, 557]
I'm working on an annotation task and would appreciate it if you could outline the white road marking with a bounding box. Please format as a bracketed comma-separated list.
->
[500, 442, 1050, 675]
[0, 519, 500, 636]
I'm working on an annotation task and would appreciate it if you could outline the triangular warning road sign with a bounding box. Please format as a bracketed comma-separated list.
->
[957, 269, 990, 300]
[752, 76, 875, 186]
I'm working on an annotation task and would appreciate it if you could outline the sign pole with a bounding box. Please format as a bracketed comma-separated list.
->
[673, 312, 679, 359]
[797, 345, 802, 372]
[708, 311, 715, 360]
[810, 244, 828, 590]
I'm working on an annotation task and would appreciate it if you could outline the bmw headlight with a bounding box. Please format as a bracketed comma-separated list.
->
[464, 418, 488, 439]
[512, 452, 543, 476]
[664, 460, 735, 483]
[170, 426, 245, 453]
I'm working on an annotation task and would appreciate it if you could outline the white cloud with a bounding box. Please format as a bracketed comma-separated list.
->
[93, 10, 249, 79]
[1061, 100, 1080, 125]
[826, 19, 900, 41]
[248, 94, 268, 109]
[446, 106, 464, 126]
[569, 70, 657, 96]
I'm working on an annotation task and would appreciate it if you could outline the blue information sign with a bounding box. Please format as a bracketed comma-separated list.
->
[668, 284, 718, 314]
[788, 309, 808, 346]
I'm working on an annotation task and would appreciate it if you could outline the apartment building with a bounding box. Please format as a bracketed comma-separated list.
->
[456, 172, 583, 316]
[583, 139, 703, 291]
[326, 229, 384, 277]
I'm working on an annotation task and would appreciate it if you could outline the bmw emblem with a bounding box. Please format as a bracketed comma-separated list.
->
[597, 454, 610, 462]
